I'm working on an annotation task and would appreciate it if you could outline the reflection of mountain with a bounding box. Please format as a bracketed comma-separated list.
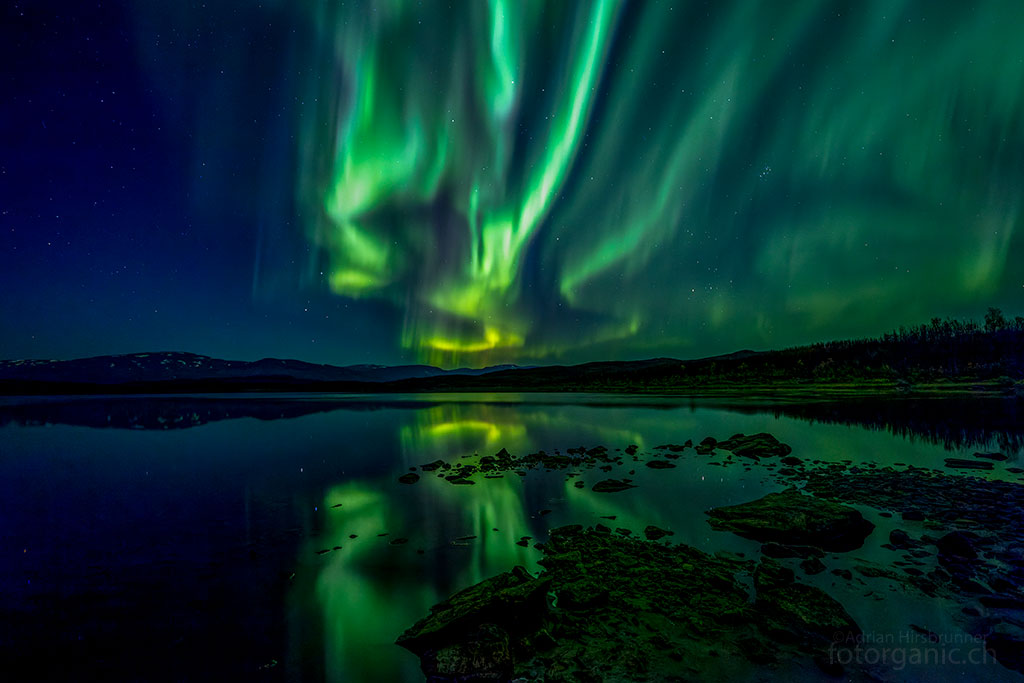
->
[721, 397, 1024, 454]
[0, 395, 673, 431]
[0, 396, 441, 430]
[0, 351, 519, 387]
[2, 394, 1021, 454]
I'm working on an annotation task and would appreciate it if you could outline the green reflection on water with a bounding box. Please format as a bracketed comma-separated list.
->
[290, 397, 1021, 681]
[306, 402, 704, 679]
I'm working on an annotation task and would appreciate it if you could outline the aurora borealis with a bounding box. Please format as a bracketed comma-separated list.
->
[3, 0, 1024, 365]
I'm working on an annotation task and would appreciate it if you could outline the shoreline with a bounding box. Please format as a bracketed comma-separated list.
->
[0, 379, 1020, 399]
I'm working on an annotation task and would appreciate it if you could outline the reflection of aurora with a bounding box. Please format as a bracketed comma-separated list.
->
[314, 477, 538, 679]
[303, 397, 989, 678]
[307, 403, 768, 678]
[310, 402, 655, 677]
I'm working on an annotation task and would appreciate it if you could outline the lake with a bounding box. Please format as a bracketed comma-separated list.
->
[1, 393, 1022, 681]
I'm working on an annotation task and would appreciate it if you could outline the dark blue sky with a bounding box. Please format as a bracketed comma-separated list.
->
[3, 1, 1023, 367]
[1, 1, 397, 364]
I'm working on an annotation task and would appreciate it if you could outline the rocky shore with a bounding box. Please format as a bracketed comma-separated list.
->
[394, 432, 1024, 680]
[398, 524, 863, 681]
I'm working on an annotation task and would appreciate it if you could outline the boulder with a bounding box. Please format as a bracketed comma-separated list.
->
[396, 566, 550, 653]
[645, 460, 676, 469]
[973, 452, 1008, 461]
[400, 526, 866, 681]
[592, 479, 637, 493]
[944, 458, 994, 470]
[987, 622, 1024, 674]
[706, 488, 875, 552]
[716, 433, 793, 459]
[643, 525, 674, 541]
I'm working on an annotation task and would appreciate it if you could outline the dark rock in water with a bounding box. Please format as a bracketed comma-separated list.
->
[781, 456, 803, 466]
[986, 621, 1024, 674]
[902, 510, 925, 521]
[944, 458, 994, 470]
[573, 480, 585, 488]
[397, 565, 550, 653]
[592, 479, 637, 493]
[448, 478, 475, 485]
[643, 525, 673, 541]
[390, 538, 409, 545]
[936, 531, 979, 564]
[645, 459, 676, 469]
[399, 525, 867, 681]
[888, 529, 916, 549]
[800, 557, 827, 575]
[695, 436, 717, 455]
[706, 488, 875, 552]
[398, 473, 420, 484]
[624, 444, 639, 455]
[979, 594, 1024, 610]
[420, 459, 445, 472]
[716, 433, 793, 459]
[974, 451, 1009, 461]
[655, 443, 689, 452]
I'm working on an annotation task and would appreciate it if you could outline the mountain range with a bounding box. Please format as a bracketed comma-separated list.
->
[1, 315, 1022, 395]
[0, 351, 519, 386]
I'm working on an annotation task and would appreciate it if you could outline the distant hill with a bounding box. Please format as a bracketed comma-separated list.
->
[1, 310, 1022, 395]
[0, 351, 518, 386]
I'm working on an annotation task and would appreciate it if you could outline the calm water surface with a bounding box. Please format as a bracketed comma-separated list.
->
[1, 393, 1021, 681]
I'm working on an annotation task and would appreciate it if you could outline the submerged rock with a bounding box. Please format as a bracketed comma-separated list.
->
[716, 433, 793, 459]
[694, 436, 718, 455]
[398, 473, 420, 484]
[974, 452, 1009, 461]
[706, 488, 875, 551]
[397, 566, 550, 652]
[986, 621, 1024, 674]
[944, 458, 994, 470]
[592, 478, 637, 493]
[643, 525, 673, 541]
[645, 459, 676, 469]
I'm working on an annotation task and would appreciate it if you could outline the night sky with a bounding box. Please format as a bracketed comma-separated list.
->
[3, 1, 1024, 368]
